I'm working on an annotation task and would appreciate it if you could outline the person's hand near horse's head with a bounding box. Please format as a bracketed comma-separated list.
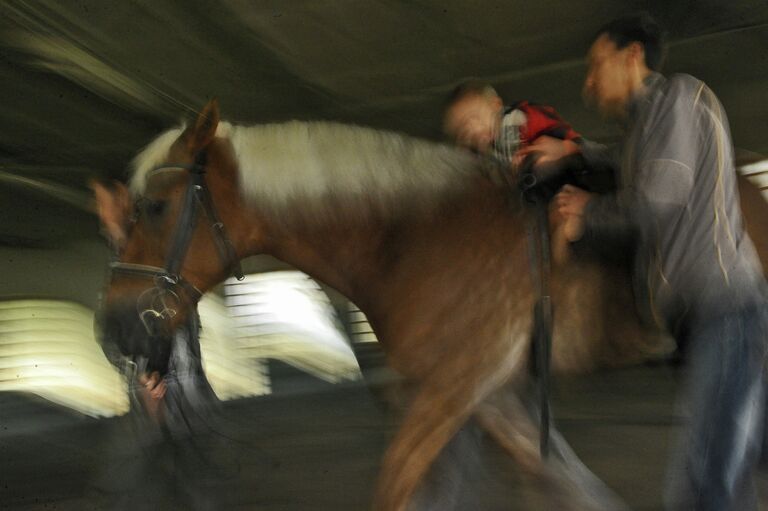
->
[138, 371, 167, 421]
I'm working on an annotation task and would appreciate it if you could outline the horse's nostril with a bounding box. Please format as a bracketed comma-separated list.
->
[100, 303, 144, 355]
[99, 302, 173, 375]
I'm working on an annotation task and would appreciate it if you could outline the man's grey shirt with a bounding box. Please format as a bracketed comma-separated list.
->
[582, 72, 764, 330]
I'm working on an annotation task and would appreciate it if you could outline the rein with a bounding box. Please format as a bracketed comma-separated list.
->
[110, 150, 244, 335]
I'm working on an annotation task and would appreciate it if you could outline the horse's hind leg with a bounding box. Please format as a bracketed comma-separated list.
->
[373, 345, 524, 511]
[475, 390, 628, 511]
[410, 420, 485, 511]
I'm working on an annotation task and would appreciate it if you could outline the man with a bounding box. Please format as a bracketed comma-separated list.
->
[522, 13, 767, 510]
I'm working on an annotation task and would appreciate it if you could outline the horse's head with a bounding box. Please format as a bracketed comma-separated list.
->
[94, 99, 253, 372]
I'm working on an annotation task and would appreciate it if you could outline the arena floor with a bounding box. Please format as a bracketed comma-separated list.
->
[2, 363, 766, 510]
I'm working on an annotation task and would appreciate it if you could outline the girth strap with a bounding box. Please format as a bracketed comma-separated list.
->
[510, 155, 554, 459]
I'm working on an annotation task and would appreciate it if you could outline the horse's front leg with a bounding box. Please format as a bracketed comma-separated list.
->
[373, 339, 525, 511]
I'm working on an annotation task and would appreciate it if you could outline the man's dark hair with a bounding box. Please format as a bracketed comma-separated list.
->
[595, 12, 666, 71]
[444, 79, 498, 110]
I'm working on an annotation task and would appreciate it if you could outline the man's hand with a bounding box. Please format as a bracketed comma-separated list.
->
[561, 215, 586, 242]
[514, 135, 580, 168]
[555, 184, 593, 216]
[555, 185, 594, 241]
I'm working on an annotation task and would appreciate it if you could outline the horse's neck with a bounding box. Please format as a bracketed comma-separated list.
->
[254, 177, 519, 321]
[262, 218, 391, 308]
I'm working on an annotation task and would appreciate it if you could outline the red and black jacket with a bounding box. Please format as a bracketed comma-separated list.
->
[510, 100, 581, 145]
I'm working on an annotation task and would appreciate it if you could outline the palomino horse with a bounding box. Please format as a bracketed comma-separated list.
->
[94, 99, 768, 510]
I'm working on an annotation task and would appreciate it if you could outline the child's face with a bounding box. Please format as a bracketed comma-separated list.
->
[443, 94, 502, 154]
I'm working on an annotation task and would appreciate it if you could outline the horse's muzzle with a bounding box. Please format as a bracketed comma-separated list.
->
[97, 300, 173, 374]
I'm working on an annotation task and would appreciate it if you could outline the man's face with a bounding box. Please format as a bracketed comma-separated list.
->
[443, 93, 502, 154]
[583, 34, 634, 118]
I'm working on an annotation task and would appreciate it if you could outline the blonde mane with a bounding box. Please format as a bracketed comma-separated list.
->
[130, 120, 483, 220]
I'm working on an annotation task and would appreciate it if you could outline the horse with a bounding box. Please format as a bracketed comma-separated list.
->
[93, 99, 768, 510]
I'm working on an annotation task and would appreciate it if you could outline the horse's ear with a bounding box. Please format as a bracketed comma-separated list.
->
[187, 98, 220, 153]
[90, 179, 131, 249]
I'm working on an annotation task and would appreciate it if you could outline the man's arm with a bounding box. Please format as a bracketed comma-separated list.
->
[578, 139, 620, 178]
[581, 192, 636, 246]
[516, 135, 618, 171]
[515, 135, 620, 196]
[580, 80, 698, 247]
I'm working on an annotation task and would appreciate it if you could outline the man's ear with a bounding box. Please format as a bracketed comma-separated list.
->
[90, 179, 131, 248]
[626, 41, 646, 68]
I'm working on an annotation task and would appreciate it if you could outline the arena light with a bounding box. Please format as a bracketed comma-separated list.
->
[0, 298, 272, 417]
[198, 295, 271, 399]
[740, 159, 768, 198]
[223, 271, 362, 383]
[740, 159, 768, 176]
[0, 272, 361, 417]
[346, 302, 379, 344]
[0, 300, 129, 417]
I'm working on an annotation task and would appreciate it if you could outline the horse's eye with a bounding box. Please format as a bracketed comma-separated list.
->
[146, 200, 167, 218]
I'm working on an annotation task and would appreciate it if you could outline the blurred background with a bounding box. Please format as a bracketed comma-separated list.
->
[0, 1, 766, 510]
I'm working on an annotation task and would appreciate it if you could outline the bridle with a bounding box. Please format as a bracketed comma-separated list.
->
[110, 149, 244, 335]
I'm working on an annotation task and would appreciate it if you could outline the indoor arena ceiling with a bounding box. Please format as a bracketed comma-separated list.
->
[0, 0, 767, 210]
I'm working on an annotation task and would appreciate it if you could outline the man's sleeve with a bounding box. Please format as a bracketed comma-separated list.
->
[634, 79, 698, 220]
[581, 192, 637, 250]
[583, 77, 698, 247]
[571, 138, 620, 194]
[579, 138, 619, 173]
